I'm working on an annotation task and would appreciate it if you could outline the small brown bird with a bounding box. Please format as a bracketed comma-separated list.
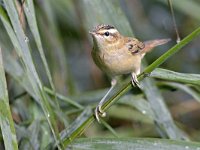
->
[89, 24, 170, 122]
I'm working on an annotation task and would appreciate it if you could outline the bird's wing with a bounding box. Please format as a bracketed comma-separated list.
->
[126, 38, 171, 55]
[125, 38, 145, 55]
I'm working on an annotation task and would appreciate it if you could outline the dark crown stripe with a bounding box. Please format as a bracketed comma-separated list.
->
[93, 24, 115, 32]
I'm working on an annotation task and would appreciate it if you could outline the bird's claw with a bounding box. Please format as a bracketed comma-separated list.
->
[132, 79, 140, 87]
[95, 105, 106, 122]
[131, 77, 141, 89]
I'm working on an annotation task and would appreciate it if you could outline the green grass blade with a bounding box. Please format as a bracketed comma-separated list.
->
[113, 88, 187, 139]
[100, 119, 119, 138]
[37, 0, 70, 95]
[151, 68, 200, 86]
[118, 95, 155, 120]
[159, 82, 200, 102]
[108, 106, 153, 125]
[1, 0, 62, 148]
[60, 107, 93, 147]
[70, 138, 200, 150]
[1, 47, 38, 100]
[0, 48, 18, 150]
[141, 78, 188, 140]
[16, 121, 40, 150]
[44, 87, 84, 109]
[23, 0, 59, 103]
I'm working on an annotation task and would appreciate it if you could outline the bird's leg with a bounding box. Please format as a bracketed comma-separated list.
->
[95, 78, 117, 122]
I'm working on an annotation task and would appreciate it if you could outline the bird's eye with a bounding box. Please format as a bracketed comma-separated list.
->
[104, 31, 110, 36]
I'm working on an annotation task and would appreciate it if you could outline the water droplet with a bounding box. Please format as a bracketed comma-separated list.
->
[185, 146, 189, 149]
[47, 113, 50, 118]
[24, 36, 29, 42]
[153, 142, 157, 146]
[142, 110, 146, 114]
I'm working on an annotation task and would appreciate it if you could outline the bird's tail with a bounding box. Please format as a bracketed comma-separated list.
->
[142, 38, 171, 53]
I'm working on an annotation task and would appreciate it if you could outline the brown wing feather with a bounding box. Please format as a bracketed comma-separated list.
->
[125, 38, 145, 55]
[126, 38, 171, 55]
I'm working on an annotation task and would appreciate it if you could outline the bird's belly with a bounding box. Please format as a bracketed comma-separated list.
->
[93, 50, 141, 76]
[105, 55, 139, 75]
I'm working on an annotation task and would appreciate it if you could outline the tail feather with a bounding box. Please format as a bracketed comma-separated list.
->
[142, 38, 171, 53]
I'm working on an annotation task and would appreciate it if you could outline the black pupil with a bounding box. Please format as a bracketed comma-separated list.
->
[104, 32, 109, 36]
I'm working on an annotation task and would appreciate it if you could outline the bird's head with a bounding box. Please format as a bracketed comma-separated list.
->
[89, 24, 121, 49]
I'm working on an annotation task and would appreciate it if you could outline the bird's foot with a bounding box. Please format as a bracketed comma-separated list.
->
[132, 78, 141, 89]
[95, 105, 106, 123]
[131, 74, 141, 89]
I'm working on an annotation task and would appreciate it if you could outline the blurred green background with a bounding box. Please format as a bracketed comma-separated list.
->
[0, 0, 200, 149]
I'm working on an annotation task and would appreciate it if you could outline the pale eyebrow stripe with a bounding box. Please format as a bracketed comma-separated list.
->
[108, 29, 118, 34]
[99, 29, 118, 34]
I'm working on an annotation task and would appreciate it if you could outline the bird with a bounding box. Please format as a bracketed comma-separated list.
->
[89, 24, 170, 122]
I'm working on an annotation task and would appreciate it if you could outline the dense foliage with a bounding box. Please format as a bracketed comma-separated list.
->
[0, 0, 200, 149]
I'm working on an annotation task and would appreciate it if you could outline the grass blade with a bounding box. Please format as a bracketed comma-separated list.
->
[118, 95, 155, 120]
[23, 0, 59, 106]
[37, 0, 70, 94]
[70, 138, 200, 150]
[151, 68, 200, 86]
[44, 87, 83, 109]
[60, 107, 93, 147]
[100, 119, 119, 138]
[141, 78, 188, 140]
[0, 48, 18, 150]
[159, 82, 200, 102]
[1, 0, 62, 148]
